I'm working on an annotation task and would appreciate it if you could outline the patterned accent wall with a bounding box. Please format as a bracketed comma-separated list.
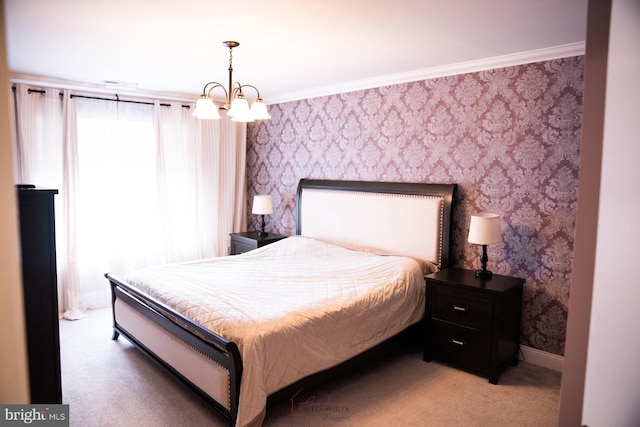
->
[246, 56, 584, 356]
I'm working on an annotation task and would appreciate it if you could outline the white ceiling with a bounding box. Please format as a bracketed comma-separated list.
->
[4, 0, 589, 104]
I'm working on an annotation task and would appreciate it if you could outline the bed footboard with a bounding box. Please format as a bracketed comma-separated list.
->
[106, 273, 242, 427]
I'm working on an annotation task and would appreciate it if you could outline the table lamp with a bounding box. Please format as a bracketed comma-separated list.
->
[252, 195, 273, 236]
[468, 213, 503, 278]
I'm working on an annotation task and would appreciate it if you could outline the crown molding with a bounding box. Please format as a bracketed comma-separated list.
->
[268, 42, 586, 105]
[9, 42, 585, 107]
[8, 73, 196, 103]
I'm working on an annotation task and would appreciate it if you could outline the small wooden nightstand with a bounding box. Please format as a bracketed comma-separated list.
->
[229, 231, 286, 255]
[423, 268, 524, 384]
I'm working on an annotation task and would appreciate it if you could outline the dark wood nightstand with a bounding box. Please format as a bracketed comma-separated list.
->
[423, 268, 524, 384]
[229, 231, 286, 255]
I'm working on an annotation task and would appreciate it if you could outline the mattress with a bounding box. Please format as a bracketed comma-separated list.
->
[122, 235, 426, 426]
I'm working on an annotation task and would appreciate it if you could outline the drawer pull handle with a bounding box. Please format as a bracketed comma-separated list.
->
[451, 339, 466, 347]
[453, 305, 468, 313]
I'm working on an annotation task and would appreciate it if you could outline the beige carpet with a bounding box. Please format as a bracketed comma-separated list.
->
[60, 308, 561, 426]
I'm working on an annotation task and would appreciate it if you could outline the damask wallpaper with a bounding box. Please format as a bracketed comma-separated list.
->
[246, 56, 584, 356]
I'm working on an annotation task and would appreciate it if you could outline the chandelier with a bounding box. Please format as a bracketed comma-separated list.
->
[193, 41, 270, 122]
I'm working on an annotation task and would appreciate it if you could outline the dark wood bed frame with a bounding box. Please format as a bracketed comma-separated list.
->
[106, 179, 456, 426]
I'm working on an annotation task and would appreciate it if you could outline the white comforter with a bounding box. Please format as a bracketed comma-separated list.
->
[123, 236, 425, 426]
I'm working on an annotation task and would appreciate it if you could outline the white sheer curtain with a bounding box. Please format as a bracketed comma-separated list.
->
[12, 85, 74, 316]
[153, 100, 247, 260]
[11, 83, 247, 316]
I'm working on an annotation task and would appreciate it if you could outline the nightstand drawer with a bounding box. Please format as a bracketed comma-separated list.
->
[433, 322, 490, 373]
[229, 232, 286, 255]
[432, 288, 492, 331]
[231, 240, 257, 255]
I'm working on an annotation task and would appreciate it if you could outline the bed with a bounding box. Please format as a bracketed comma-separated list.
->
[106, 179, 456, 426]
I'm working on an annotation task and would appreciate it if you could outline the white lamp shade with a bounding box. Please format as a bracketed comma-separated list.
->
[193, 96, 221, 119]
[468, 213, 503, 245]
[252, 195, 273, 215]
[250, 99, 271, 120]
[229, 97, 254, 122]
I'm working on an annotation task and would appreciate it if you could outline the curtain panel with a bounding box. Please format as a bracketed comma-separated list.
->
[10, 84, 247, 316]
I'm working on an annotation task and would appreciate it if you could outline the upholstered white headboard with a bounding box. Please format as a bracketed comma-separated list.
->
[296, 180, 456, 270]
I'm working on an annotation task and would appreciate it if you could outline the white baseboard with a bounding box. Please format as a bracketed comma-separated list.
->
[520, 345, 564, 372]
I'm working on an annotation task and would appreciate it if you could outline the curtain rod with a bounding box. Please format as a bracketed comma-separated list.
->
[20, 87, 190, 109]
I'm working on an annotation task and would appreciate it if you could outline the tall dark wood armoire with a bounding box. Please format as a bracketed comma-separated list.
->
[16, 187, 62, 404]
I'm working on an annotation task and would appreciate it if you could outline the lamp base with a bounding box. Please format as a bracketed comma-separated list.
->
[475, 269, 493, 278]
[475, 244, 492, 278]
[257, 214, 268, 237]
